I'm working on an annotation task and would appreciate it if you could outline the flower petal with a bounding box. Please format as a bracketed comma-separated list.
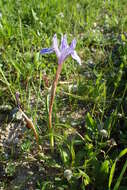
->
[52, 34, 60, 58]
[58, 47, 73, 64]
[40, 48, 54, 54]
[71, 50, 81, 65]
[60, 34, 68, 51]
[70, 39, 76, 49]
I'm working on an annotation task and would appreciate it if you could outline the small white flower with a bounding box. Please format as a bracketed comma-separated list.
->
[64, 169, 73, 181]
[58, 12, 64, 18]
[100, 129, 108, 138]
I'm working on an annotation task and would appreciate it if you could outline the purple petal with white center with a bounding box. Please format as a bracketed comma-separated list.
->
[52, 34, 60, 58]
[71, 50, 81, 65]
[40, 48, 54, 54]
[60, 34, 68, 52]
[70, 38, 76, 49]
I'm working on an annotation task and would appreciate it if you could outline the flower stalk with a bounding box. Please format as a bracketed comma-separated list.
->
[49, 63, 63, 129]
[40, 34, 81, 131]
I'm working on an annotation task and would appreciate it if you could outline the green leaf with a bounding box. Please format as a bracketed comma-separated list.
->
[117, 148, 127, 160]
[109, 148, 127, 189]
[41, 181, 52, 190]
[113, 160, 127, 190]
[109, 161, 117, 190]
[70, 143, 75, 166]
[121, 34, 126, 42]
[32, 9, 39, 21]
[85, 134, 92, 142]
[59, 147, 70, 165]
[86, 112, 97, 130]
[100, 160, 110, 174]
[78, 169, 90, 186]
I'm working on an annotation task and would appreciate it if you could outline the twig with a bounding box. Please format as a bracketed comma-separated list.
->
[15, 92, 39, 143]
[19, 108, 39, 143]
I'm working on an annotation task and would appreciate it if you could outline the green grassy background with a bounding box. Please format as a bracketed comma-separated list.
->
[0, 0, 127, 189]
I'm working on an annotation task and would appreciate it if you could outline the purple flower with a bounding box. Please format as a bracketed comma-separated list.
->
[40, 34, 81, 65]
[40, 48, 54, 54]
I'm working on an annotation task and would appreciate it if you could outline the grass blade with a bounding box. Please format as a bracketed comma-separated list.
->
[109, 161, 117, 190]
[113, 160, 127, 190]
[109, 148, 127, 189]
